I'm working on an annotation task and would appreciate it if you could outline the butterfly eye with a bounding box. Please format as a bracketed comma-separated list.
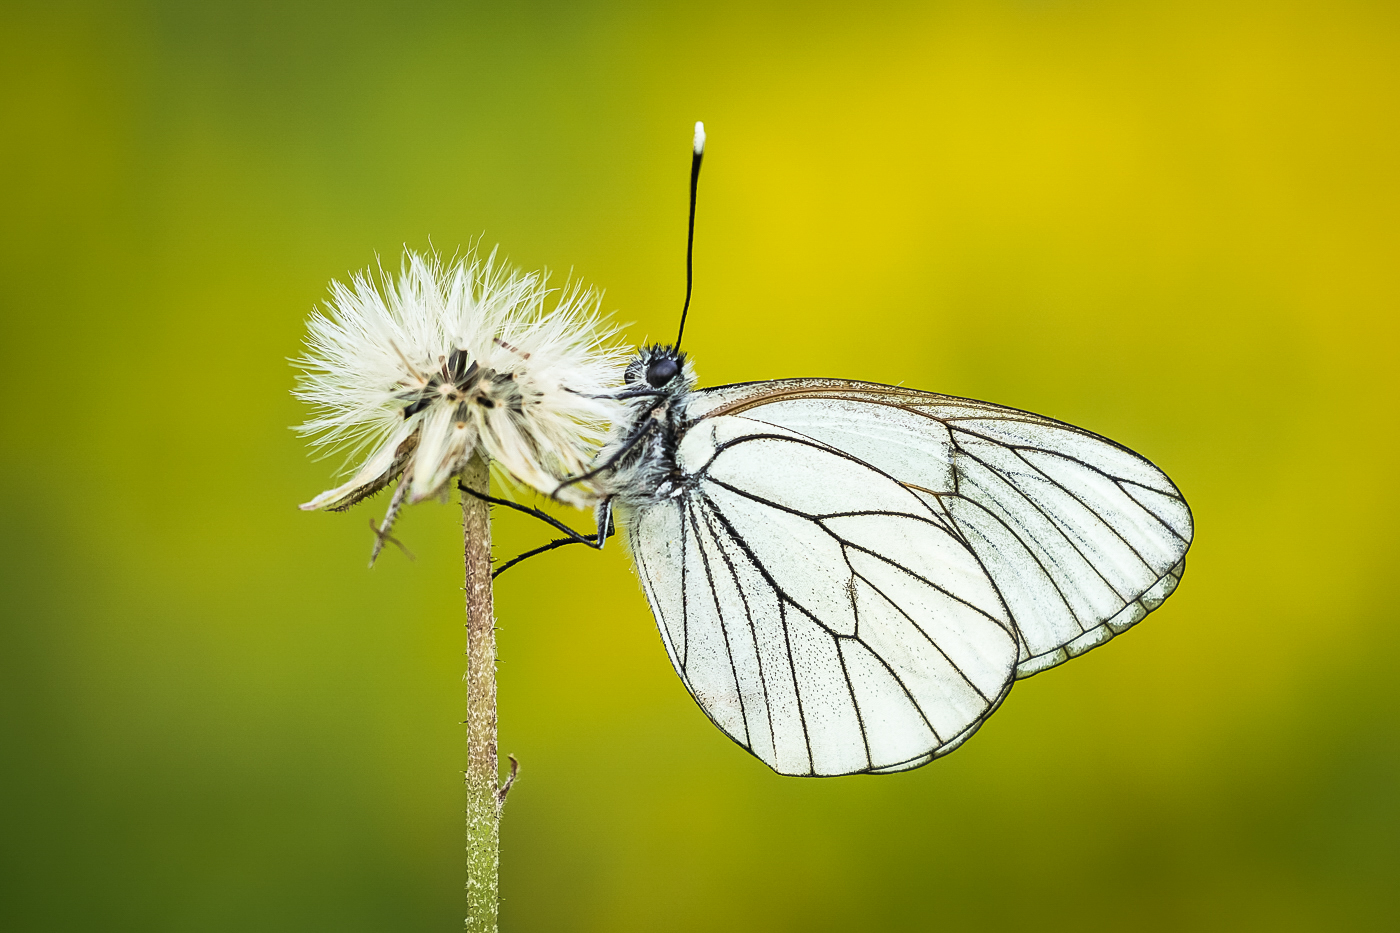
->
[645, 357, 679, 388]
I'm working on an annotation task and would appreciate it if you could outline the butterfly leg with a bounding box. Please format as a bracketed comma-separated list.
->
[553, 414, 659, 498]
[566, 387, 669, 401]
[458, 483, 601, 544]
[489, 500, 616, 579]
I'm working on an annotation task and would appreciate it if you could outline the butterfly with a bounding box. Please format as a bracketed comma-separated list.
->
[476, 123, 1193, 776]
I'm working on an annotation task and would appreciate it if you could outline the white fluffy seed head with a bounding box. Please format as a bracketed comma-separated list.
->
[294, 249, 627, 511]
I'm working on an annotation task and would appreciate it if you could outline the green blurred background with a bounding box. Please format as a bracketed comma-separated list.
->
[2, 1, 1397, 930]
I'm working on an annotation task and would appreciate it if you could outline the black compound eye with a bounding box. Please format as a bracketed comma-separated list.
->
[645, 357, 680, 388]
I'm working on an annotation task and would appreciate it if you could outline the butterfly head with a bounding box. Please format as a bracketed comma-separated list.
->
[624, 344, 694, 395]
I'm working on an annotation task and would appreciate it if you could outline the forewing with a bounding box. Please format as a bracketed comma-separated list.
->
[694, 379, 1193, 678]
[626, 418, 1019, 777]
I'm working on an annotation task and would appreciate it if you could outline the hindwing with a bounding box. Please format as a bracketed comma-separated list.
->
[628, 416, 1020, 777]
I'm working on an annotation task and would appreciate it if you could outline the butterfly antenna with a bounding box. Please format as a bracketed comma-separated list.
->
[675, 121, 705, 351]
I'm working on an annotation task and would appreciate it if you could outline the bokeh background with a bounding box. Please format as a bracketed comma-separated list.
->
[3, 1, 1397, 930]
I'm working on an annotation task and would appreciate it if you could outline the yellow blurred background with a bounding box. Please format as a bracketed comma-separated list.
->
[2, 1, 1397, 930]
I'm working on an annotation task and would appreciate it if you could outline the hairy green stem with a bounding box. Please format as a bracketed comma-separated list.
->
[461, 454, 498, 932]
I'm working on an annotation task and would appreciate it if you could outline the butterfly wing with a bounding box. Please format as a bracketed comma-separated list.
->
[688, 379, 1193, 678]
[625, 415, 1021, 777]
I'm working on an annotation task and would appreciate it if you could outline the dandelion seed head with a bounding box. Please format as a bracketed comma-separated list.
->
[295, 249, 627, 513]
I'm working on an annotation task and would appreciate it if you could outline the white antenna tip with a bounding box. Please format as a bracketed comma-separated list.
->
[693, 121, 706, 155]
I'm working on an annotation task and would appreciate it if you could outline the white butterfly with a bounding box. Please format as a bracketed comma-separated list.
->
[484, 123, 1193, 776]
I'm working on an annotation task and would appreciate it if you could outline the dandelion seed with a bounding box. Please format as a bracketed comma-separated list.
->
[294, 248, 626, 560]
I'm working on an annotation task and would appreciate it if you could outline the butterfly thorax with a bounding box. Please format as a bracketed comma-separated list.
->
[597, 344, 696, 508]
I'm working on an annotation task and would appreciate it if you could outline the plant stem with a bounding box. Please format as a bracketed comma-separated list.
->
[461, 454, 498, 932]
